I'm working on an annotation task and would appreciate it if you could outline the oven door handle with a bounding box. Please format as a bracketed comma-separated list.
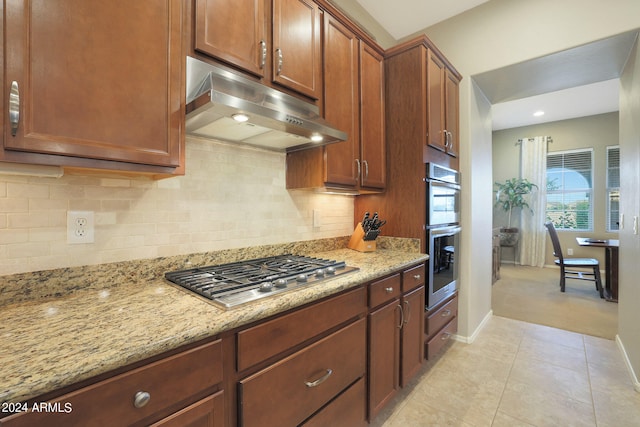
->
[429, 225, 461, 237]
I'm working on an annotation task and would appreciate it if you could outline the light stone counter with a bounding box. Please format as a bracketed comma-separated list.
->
[0, 237, 426, 406]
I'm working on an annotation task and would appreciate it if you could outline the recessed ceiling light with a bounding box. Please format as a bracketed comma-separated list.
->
[231, 113, 250, 122]
[533, 111, 545, 117]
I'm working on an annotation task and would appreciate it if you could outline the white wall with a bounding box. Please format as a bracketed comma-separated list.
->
[0, 137, 354, 275]
[457, 80, 494, 338]
[619, 37, 640, 389]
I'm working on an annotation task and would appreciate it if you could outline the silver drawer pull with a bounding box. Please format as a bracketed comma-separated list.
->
[441, 309, 451, 317]
[441, 332, 452, 341]
[133, 391, 151, 408]
[413, 274, 421, 280]
[304, 368, 333, 388]
[385, 287, 394, 293]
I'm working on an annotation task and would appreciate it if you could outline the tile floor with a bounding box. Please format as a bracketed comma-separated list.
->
[375, 315, 640, 427]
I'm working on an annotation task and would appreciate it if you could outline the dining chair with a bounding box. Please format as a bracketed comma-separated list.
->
[544, 221, 603, 298]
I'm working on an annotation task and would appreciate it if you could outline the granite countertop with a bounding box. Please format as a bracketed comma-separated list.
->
[0, 238, 427, 406]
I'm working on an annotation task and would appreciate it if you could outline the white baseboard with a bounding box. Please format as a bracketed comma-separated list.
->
[615, 335, 640, 393]
[453, 309, 493, 344]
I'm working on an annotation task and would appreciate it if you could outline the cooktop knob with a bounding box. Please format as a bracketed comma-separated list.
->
[325, 267, 336, 275]
[259, 282, 274, 292]
[296, 274, 308, 282]
[315, 269, 325, 277]
[274, 278, 288, 288]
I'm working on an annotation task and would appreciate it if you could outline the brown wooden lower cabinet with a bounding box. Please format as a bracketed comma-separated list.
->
[400, 286, 425, 385]
[424, 292, 458, 359]
[368, 263, 425, 422]
[0, 340, 223, 427]
[368, 297, 401, 419]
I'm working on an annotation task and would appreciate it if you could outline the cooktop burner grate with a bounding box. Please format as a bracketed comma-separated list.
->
[165, 254, 358, 308]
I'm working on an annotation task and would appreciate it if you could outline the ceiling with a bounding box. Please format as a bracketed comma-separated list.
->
[347, 1, 638, 130]
[354, 0, 490, 40]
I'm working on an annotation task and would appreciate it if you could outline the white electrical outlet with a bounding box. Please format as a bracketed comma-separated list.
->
[567, 248, 573, 255]
[313, 209, 321, 227]
[67, 211, 95, 244]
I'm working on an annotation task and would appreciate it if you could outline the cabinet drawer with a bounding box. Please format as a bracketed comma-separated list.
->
[425, 294, 458, 337]
[402, 264, 425, 292]
[239, 318, 366, 427]
[2, 340, 223, 427]
[237, 287, 366, 372]
[301, 377, 366, 427]
[368, 274, 401, 308]
[425, 317, 457, 360]
[150, 391, 224, 427]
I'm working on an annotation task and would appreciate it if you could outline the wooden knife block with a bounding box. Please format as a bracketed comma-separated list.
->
[348, 223, 376, 252]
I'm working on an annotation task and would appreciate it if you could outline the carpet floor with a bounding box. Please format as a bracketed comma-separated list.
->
[492, 264, 618, 339]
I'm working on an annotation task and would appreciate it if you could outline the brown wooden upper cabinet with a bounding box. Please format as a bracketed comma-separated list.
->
[427, 49, 460, 158]
[2, 0, 184, 175]
[286, 13, 385, 193]
[194, 0, 267, 78]
[359, 42, 386, 190]
[195, 0, 322, 101]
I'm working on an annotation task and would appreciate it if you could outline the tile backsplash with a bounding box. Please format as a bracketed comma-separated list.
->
[0, 137, 354, 275]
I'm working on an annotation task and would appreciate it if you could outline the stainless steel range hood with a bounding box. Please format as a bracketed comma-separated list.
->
[185, 57, 347, 152]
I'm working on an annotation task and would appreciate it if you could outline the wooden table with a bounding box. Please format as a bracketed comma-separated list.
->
[576, 238, 619, 302]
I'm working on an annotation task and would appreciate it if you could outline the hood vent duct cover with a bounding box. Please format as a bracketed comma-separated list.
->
[185, 57, 347, 152]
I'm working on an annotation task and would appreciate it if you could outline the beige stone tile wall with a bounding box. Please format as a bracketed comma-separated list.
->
[0, 138, 354, 275]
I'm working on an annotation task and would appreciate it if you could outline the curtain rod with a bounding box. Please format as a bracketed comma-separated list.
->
[515, 136, 553, 145]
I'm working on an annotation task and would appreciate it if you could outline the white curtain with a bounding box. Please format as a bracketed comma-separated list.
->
[520, 136, 548, 267]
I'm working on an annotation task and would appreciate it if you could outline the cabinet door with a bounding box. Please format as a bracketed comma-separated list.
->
[427, 51, 446, 153]
[445, 69, 460, 158]
[194, 0, 267, 77]
[359, 42, 386, 190]
[4, 0, 183, 168]
[400, 286, 425, 386]
[323, 14, 359, 188]
[368, 298, 400, 420]
[272, 0, 322, 99]
[150, 392, 224, 427]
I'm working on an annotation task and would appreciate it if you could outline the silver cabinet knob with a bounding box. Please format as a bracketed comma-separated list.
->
[133, 391, 151, 408]
[385, 287, 394, 293]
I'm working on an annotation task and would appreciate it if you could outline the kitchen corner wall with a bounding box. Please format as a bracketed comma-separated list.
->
[0, 137, 354, 276]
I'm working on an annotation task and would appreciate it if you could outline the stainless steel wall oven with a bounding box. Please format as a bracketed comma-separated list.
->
[426, 163, 461, 309]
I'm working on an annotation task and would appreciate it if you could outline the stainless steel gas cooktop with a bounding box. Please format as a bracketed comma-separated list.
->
[164, 254, 359, 309]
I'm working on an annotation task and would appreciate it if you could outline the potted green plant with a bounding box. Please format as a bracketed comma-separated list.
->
[494, 178, 538, 246]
